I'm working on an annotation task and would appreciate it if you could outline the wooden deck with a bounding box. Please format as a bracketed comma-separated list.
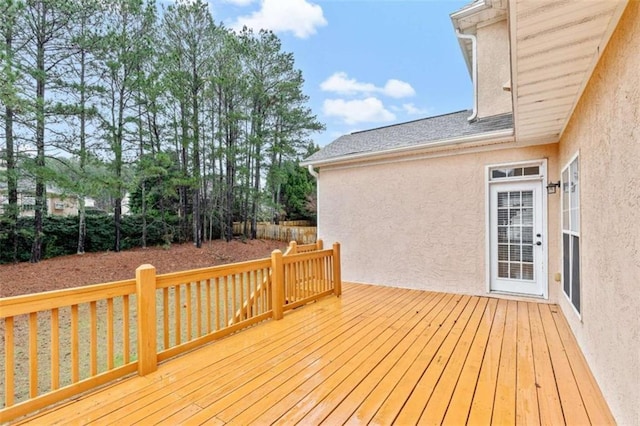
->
[17, 283, 614, 425]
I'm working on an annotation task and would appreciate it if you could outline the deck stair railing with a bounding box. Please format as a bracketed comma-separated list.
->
[0, 242, 341, 423]
[228, 240, 325, 325]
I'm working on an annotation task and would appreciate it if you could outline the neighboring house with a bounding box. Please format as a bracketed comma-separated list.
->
[0, 165, 95, 217]
[302, 1, 639, 424]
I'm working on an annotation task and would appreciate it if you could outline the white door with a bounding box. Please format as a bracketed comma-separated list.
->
[490, 181, 545, 296]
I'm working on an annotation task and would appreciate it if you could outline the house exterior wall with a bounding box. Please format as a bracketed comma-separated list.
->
[555, 3, 639, 424]
[318, 143, 560, 300]
[476, 19, 511, 118]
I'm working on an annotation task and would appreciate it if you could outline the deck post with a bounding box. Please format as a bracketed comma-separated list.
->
[289, 241, 298, 255]
[271, 250, 284, 320]
[333, 243, 342, 296]
[136, 264, 157, 375]
[316, 239, 323, 250]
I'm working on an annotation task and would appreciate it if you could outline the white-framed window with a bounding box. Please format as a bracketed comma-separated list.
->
[562, 154, 580, 313]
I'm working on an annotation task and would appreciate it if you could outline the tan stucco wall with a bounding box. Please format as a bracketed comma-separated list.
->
[555, 3, 640, 424]
[318, 143, 560, 300]
[476, 20, 512, 118]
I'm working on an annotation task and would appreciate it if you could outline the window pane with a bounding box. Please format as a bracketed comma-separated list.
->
[510, 245, 521, 262]
[522, 227, 533, 244]
[522, 245, 533, 262]
[522, 191, 533, 207]
[563, 233, 570, 297]
[498, 262, 509, 278]
[523, 166, 539, 176]
[498, 244, 509, 261]
[522, 208, 533, 225]
[512, 168, 523, 177]
[498, 226, 508, 243]
[572, 235, 581, 313]
[510, 263, 521, 279]
[570, 158, 580, 233]
[509, 191, 521, 207]
[492, 169, 506, 179]
[562, 168, 570, 230]
[498, 192, 508, 208]
[498, 209, 509, 225]
[522, 264, 534, 280]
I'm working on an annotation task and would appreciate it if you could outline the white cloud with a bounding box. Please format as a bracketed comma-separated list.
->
[231, 0, 327, 39]
[384, 79, 416, 98]
[402, 103, 431, 116]
[222, 0, 255, 5]
[320, 72, 377, 96]
[320, 72, 415, 99]
[323, 97, 396, 125]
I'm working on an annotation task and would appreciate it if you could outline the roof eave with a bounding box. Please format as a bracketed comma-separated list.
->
[509, 0, 630, 144]
[301, 128, 515, 168]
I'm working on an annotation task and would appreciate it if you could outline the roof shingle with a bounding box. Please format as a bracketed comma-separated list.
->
[304, 110, 513, 164]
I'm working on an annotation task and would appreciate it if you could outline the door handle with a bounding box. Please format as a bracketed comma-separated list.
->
[536, 241, 542, 246]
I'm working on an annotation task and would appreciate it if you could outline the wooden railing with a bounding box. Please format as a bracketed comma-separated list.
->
[0, 243, 340, 423]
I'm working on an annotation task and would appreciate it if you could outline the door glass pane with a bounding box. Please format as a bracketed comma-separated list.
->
[498, 262, 508, 278]
[496, 189, 535, 282]
[522, 264, 534, 280]
[498, 192, 508, 207]
[498, 244, 508, 261]
[510, 263, 521, 279]
[498, 227, 508, 243]
[509, 191, 521, 207]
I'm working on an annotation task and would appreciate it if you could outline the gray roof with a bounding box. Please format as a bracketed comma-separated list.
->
[304, 110, 513, 165]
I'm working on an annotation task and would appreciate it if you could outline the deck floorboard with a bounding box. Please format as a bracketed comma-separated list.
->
[17, 283, 615, 425]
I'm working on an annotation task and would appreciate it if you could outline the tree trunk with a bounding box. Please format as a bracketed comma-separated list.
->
[31, 5, 47, 263]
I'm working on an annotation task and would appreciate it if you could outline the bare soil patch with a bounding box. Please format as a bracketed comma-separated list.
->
[0, 239, 287, 298]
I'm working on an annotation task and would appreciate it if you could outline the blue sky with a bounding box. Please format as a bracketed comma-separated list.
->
[209, 0, 472, 147]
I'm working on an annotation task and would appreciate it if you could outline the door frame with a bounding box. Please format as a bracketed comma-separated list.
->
[485, 159, 549, 299]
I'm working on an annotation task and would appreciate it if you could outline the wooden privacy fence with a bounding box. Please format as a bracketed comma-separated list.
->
[0, 241, 341, 423]
[232, 222, 317, 244]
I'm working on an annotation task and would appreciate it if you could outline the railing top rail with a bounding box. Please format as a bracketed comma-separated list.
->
[296, 243, 319, 253]
[281, 249, 334, 264]
[155, 257, 272, 289]
[0, 279, 137, 318]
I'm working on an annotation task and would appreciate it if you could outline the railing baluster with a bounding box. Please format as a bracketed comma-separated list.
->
[215, 277, 220, 331]
[196, 281, 202, 338]
[232, 275, 237, 323]
[5, 316, 15, 406]
[223, 276, 229, 326]
[51, 308, 59, 390]
[174, 285, 181, 345]
[90, 301, 97, 376]
[123, 295, 130, 364]
[206, 279, 211, 334]
[186, 283, 192, 342]
[162, 288, 169, 350]
[71, 304, 79, 382]
[29, 312, 38, 398]
[107, 298, 114, 370]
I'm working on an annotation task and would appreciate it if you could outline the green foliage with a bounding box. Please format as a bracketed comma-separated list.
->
[0, 213, 181, 264]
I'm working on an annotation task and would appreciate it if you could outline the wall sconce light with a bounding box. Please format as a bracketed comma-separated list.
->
[546, 181, 561, 194]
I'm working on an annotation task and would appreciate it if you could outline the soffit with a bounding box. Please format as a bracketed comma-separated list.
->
[511, 0, 629, 144]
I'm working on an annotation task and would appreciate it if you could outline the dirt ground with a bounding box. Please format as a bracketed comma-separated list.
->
[0, 239, 287, 298]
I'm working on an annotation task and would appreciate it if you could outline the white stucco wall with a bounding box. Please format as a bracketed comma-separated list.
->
[476, 19, 512, 118]
[555, 3, 640, 424]
[318, 143, 560, 300]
